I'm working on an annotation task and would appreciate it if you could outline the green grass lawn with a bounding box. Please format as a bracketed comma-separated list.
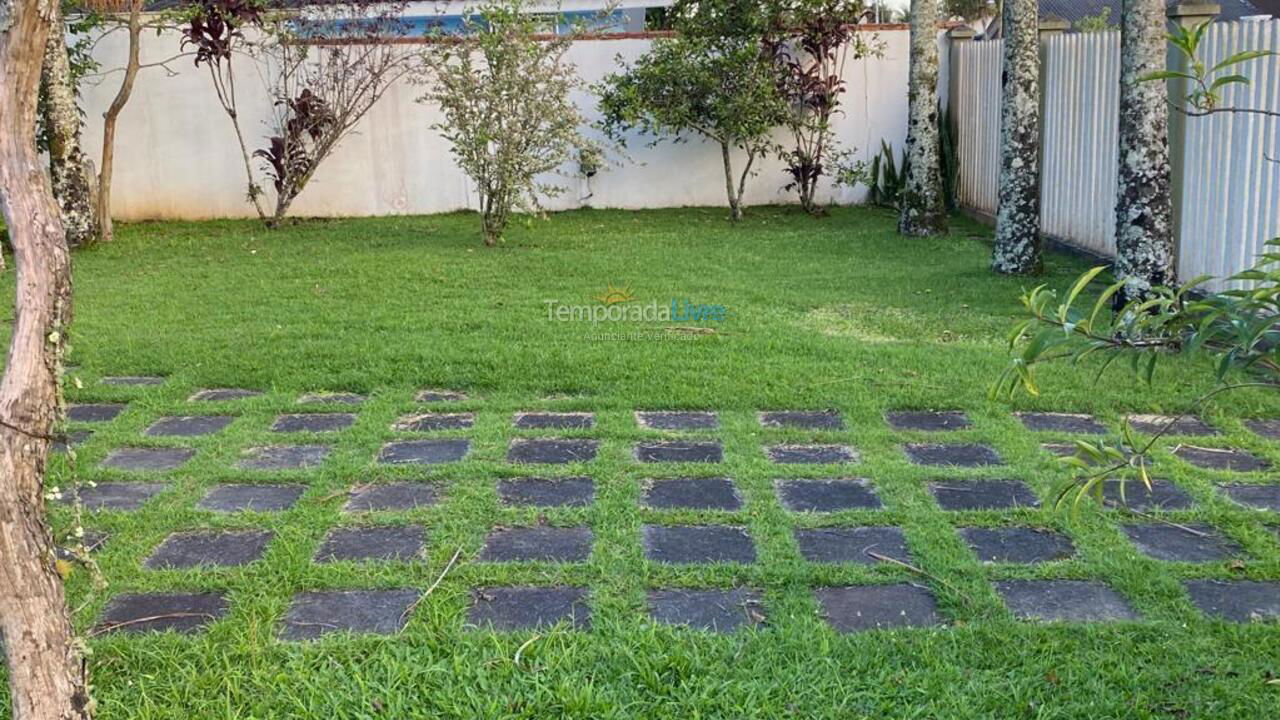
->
[11, 206, 1280, 718]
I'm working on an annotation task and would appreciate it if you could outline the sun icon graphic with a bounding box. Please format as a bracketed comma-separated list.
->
[595, 284, 635, 305]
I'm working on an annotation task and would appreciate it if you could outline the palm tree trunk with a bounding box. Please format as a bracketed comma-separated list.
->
[1114, 0, 1174, 303]
[41, 0, 100, 247]
[898, 0, 947, 236]
[991, 0, 1043, 274]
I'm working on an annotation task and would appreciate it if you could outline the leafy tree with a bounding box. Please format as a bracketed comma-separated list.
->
[1074, 8, 1112, 32]
[596, 3, 786, 221]
[417, 0, 597, 245]
[765, 0, 879, 215]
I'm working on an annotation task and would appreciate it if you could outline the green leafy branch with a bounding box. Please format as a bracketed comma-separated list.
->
[1143, 20, 1280, 119]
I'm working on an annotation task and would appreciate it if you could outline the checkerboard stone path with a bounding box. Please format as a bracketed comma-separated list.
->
[509, 438, 598, 464]
[71, 391, 1280, 637]
[101, 447, 194, 472]
[272, 413, 356, 433]
[145, 530, 273, 569]
[146, 415, 234, 437]
[886, 410, 970, 431]
[498, 477, 594, 507]
[648, 589, 764, 632]
[345, 483, 440, 511]
[643, 477, 741, 510]
[636, 411, 718, 430]
[776, 478, 882, 511]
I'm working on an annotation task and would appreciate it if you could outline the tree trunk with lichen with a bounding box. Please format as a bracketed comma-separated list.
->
[0, 0, 93, 718]
[1114, 0, 1174, 303]
[899, 0, 947, 237]
[991, 0, 1042, 275]
[41, 0, 99, 248]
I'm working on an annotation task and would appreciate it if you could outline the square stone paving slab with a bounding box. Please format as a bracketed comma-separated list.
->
[100, 447, 195, 472]
[416, 388, 468, 403]
[960, 527, 1074, 564]
[1174, 446, 1270, 472]
[766, 444, 857, 465]
[1125, 414, 1218, 436]
[71, 482, 167, 511]
[145, 530, 273, 569]
[198, 484, 305, 512]
[643, 477, 741, 510]
[637, 441, 723, 463]
[758, 410, 845, 430]
[281, 589, 419, 640]
[905, 443, 1002, 467]
[514, 412, 595, 429]
[189, 388, 262, 402]
[886, 411, 971, 432]
[345, 483, 440, 512]
[795, 527, 911, 565]
[298, 391, 365, 405]
[1102, 479, 1193, 511]
[237, 445, 331, 471]
[649, 589, 764, 632]
[145, 415, 235, 437]
[53, 429, 92, 453]
[379, 439, 470, 465]
[509, 438, 599, 464]
[315, 525, 425, 563]
[1244, 419, 1280, 440]
[1122, 523, 1243, 562]
[995, 580, 1138, 622]
[929, 480, 1040, 511]
[466, 586, 589, 631]
[272, 413, 356, 433]
[497, 477, 594, 507]
[1184, 580, 1280, 622]
[815, 584, 940, 632]
[776, 478, 882, 512]
[636, 411, 719, 430]
[102, 375, 165, 386]
[96, 592, 227, 634]
[1219, 484, 1280, 511]
[643, 525, 756, 564]
[68, 403, 126, 422]
[479, 527, 593, 563]
[1016, 412, 1106, 434]
[394, 413, 475, 432]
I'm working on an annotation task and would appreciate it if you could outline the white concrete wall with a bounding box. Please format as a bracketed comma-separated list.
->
[78, 27, 926, 220]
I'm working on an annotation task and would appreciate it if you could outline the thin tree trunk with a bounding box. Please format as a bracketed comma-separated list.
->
[991, 0, 1042, 275]
[898, 0, 948, 236]
[41, 0, 99, 248]
[0, 1, 93, 719]
[1115, 0, 1174, 303]
[720, 142, 743, 222]
[97, 0, 144, 244]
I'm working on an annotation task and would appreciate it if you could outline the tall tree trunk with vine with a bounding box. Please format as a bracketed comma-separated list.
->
[1114, 0, 1174, 303]
[898, 0, 947, 236]
[991, 0, 1042, 274]
[0, 0, 94, 718]
[41, 0, 100, 247]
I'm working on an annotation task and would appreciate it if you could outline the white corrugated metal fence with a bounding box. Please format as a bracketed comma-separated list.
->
[953, 19, 1280, 290]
